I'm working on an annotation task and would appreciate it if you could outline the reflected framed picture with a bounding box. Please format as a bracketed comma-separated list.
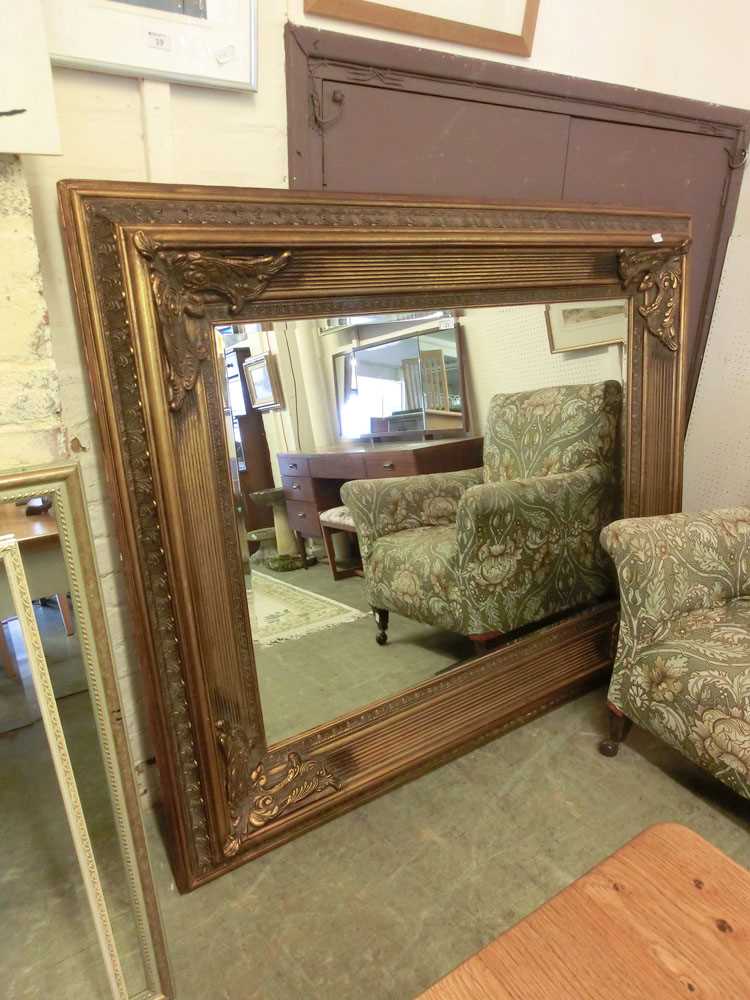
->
[42, 0, 258, 91]
[242, 352, 284, 411]
[546, 300, 628, 354]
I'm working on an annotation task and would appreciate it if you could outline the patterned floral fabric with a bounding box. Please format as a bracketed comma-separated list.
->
[342, 381, 621, 638]
[319, 505, 356, 530]
[602, 507, 750, 799]
[483, 380, 622, 483]
[366, 525, 464, 633]
[342, 468, 483, 562]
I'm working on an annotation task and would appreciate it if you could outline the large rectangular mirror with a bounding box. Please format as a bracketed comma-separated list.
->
[59, 184, 688, 890]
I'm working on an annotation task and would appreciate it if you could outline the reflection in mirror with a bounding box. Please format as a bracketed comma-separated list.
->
[218, 300, 627, 745]
[0, 496, 147, 998]
[329, 312, 466, 439]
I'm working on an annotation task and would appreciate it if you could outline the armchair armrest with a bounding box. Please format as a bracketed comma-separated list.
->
[454, 465, 616, 632]
[341, 467, 483, 560]
[601, 508, 750, 640]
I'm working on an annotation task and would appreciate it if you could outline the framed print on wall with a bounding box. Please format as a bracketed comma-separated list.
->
[42, 0, 258, 91]
[242, 353, 284, 411]
[546, 300, 629, 354]
[303, 0, 540, 57]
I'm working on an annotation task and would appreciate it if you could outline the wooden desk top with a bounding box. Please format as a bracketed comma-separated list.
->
[283, 436, 482, 458]
[419, 824, 750, 999]
[0, 505, 59, 547]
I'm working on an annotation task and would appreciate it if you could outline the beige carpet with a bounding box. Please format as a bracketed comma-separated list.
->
[247, 570, 367, 647]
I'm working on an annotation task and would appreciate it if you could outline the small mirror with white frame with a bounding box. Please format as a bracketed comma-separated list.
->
[0, 463, 172, 1000]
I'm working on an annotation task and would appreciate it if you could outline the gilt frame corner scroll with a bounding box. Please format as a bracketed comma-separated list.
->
[57, 181, 690, 891]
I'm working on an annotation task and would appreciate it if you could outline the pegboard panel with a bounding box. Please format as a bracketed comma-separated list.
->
[684, 234, 750, 510]
[462, 304, 624, 431]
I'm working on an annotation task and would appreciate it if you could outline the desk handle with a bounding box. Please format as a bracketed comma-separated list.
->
[383, 462, 394, 470]
[291, 483, 300, 490]
[296, 512, 305, 518]
[289, 462, 298, 470]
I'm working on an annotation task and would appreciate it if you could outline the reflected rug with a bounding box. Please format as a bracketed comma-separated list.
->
[247, 571, 367, 647]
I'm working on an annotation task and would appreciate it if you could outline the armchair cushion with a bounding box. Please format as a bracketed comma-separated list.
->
[344, 380, 623, 641]
[358, 464, 615, 637]
[483, 380, 622, 483]
[618, 596, 750, 799]
[603, 507, 750, 801]
[602, 507, 750, 653]
[366, 525, 463, 633]
[341, 467, 483, 561]
[455, 464, 616, 635]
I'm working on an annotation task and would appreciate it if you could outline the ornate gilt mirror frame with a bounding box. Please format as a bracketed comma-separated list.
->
[58, 182, 690, 891]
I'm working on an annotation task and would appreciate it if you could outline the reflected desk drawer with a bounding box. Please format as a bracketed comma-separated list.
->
[278, 454, 309, 478]
[309, 453, 367, 480]
[286, 500, 321, 538]
[282, 475, 315, 503]
[364, 451, 418, 478]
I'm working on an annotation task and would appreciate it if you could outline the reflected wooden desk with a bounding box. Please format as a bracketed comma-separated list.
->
[0, 503, 59, 547]
[419, 824, 750, 999]
[277, 436, 484, 542]
[0, 505, 73, 679]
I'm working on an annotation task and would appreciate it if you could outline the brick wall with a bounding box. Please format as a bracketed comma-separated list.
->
[0, 155, 64, 467]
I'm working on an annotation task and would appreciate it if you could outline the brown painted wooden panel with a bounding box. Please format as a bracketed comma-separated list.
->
[563, 118, 729, 387]
[320, 81, 570, 200]
[286, 25, 750, 415]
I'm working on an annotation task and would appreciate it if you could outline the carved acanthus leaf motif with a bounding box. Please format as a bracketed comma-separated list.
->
[618, 239, 690, 352]
[216, 721, 339, 858]
[134, 231, 291, 410]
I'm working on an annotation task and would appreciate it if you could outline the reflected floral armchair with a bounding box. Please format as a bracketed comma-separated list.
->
[599, 508, 750, 801]
[342, 381, 622, 647]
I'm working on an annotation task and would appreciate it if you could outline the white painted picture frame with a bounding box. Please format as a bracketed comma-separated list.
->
[42, 0, 258, 92]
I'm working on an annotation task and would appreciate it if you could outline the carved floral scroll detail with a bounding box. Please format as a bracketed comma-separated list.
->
[133, 232, 291, 410]
[618, 239, 690, 352]
[216, 721, 340, 858]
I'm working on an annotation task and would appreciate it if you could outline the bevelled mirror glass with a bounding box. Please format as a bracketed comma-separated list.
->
[219, 300, 627, 744]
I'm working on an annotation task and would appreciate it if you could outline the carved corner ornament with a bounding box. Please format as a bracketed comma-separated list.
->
[133, 232, 291, 410]
[618, 239, 690, 352]
[216, 721, 340, 858]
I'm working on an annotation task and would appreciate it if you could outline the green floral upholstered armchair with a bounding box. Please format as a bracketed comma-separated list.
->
[599, 508, 750, 801]
[341, 380, 622, 648]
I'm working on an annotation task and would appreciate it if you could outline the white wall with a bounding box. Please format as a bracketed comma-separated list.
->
[16, 0, 289, 793]
[463, 305, 624, 432]
[5, 0, 748, 790]
[293, 0, 750, 111]
[0, 156, 63, 466]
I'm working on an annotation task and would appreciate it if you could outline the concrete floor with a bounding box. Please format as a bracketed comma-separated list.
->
[0, 608, 144, 1000]
[148, 686, 750, 1000]
[254, 562, 472, 744]
[3, 605, 750, 999]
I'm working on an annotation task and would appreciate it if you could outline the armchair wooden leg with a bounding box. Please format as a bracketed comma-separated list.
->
[469, 631, 501, 656]
[599, 703, 632, 757]
[372, 607, 389, 646]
